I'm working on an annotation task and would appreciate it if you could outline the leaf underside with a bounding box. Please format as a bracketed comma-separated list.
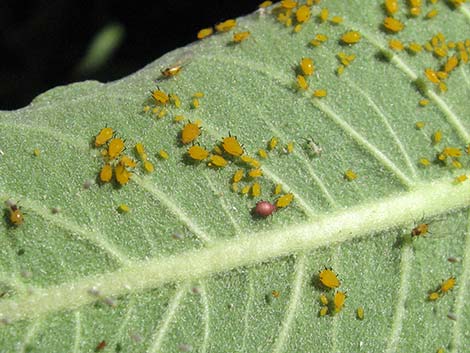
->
[1, 1, 470, 352]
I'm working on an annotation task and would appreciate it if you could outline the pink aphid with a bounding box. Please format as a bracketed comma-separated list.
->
[253, 200, 276, 218]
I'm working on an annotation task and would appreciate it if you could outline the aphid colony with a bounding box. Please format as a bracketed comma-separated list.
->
[317, 268, 350, 317]
[427, 276, 456, 301]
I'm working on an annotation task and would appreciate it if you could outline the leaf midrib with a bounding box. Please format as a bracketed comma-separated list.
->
[1, 176, 468, 324]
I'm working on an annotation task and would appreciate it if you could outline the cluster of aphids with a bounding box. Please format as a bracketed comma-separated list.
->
[94, 127, 137, 186]
[316, 268, 353, 317]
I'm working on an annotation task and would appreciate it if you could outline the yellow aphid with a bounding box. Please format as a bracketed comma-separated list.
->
[444, 56, 459, 73]
[319, 306, 329, 317]
[120, 155, 137, 168]
[455, 174, 467, 183]
[408, 42, 422, 54]
[248, 168, 263, 178]
[143, 105, 151, 113]
[297, 75, 308, 90]
[281, 0, 297, 9]
[384, 0, 398, 14]
[169, 93, 181, 108]
[436, 348, 445, 353]
[188, 145, 209, 161]
[101, 149, 108, 158]
[118, 204, 130, 213]
[197, 27, 213, 39]
[310, 39, 321, 47]
[33, 148, 40, 156]
[231, 182, 239, 193]
[115, 164, 131, 185]
[383, 17, 404, 32]
[272, 290, 280, 298]
[433, 130, 442, 144]
[448, 41, 456, 49]
[159, 150, 169, 160]
[293, 24, 302, 33]
[319, 8, 329, 22]
[357, 307, 364, 320]
[438, 82, 448, 93]
[434, 47, 447, 58]
[344, 169, 357, 181]
[233, 169, 244, 183]
[443, 147, 462, 158]
[419, 158, 431, 167]
[296, 5, 311, 22]
[334, 291, 347, 313]
[108, 138, 125, 160]
[251, 182, 261, 197]
[313, 89, 327, 98]
[215, 19, 237, 32]
[300, 58, 314, 76]
[274, 184, 282, 195]
[389, 39, 404, 51]
[233, 31, 251, 43]
[286, 142, 294, 153]
[341, 31, 361, 45]
[213, 145, 223, 155]
[157, 108, 168, 119]
[428, 291, 440, 301]
[209, 155, 228, 167]
[161, 65, 183, 78]
[259, 1, 272, 8]
[100, 163, 113, 183]
[222, 136, 244, 157]
[174, 115, 185, 123]
[441, 277, 456, 292]
[337, 65, 345, 76]
[460, 49, 469, 64]
[181, 123, 201, 144]
[320, 293, 329, 305]
[143, 160, 154, 173]
[192, 98, 200, 109]
[152, 107, 160, 114]
[415, 121, 426, 129]
[193, 92, 204, 98]
[135, 143, 145, 157]
[240, 155, 261, 168]
[95, 127, 114, 147]
[152, 89, 169, 105]
[412, 223, 429, 237]
[425, 68, 440, 84]
[269, 137, 279, 150]
[409, 6, 421, 16]
[418, 99, 429, 107]
[315, 33, 328, 42]
[330, 16, 343, 24]
[319, 268, 340, 289]
[258, 149, 268, 159]
[452, 160, 463, 169]
[241, 185, 250, 195]
[276, 193, 294, 208]
[424, 42, 433, 52]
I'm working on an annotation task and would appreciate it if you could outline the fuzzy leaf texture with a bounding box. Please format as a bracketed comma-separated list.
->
[1, 1, 470, 352]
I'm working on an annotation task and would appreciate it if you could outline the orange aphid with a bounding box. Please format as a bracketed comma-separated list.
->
[108, 138, 125, 160]
[222, 136, 244, 157]
[100, 163, 113, 183]
[188, 145, 209, 161]
[319, 268, 340, 288]
[95, 127, 113, 147]
[181, 123, 201, 144]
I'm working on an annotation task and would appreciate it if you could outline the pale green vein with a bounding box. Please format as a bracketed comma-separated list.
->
[271, 254, 306, 353]
[146, 285, 187, 353]
[1, 177, 470, 323]
[344, 77, 418, 180]
[312, 100, 414, 188]
[343, 19, 470, 144]
[241, 272, 255, 351]
[133, 176, 211, 243]
[385, 244, 413, 353]
[1, 195, 131, 266]
[460, 65, 470, 88]
[450, 209, 470, 353]
[459, 3, 470, 21]
[203, 172, 242, 236]
[72, 312, 81, 353]
[199, 282, 210, 353]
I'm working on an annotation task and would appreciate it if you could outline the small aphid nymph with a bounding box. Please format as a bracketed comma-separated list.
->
[411, 223, 429, 237]
[161, 64, 183, 78]
[6, 201, 24, 226]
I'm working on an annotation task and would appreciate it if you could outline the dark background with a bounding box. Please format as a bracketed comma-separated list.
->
[0, 0, 261, 110]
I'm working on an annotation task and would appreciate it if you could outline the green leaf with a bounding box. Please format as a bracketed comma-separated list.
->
[1, 1, 470, 352]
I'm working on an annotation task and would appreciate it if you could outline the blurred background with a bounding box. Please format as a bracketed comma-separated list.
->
[0, 0, 260, 110]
